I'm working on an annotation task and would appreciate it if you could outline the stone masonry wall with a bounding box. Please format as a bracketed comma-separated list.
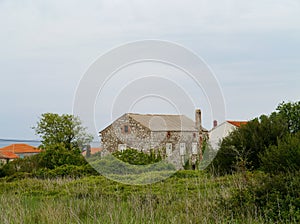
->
[100, 114, 202, 169]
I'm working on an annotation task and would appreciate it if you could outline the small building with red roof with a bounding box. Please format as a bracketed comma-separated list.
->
[0, 144, 41, 159]
[0, 151, 19, 164]
[208, 120, 248, 150]
[82, 147, 102, 157]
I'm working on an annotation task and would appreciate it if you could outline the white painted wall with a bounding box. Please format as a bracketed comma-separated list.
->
[208, 122, 237, 150]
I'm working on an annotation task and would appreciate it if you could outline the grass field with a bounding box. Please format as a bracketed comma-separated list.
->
[1, 170, 289, 224]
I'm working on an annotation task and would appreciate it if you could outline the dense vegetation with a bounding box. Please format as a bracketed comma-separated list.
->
[210, 101, 300, 175]
[0, 102, 299, 223]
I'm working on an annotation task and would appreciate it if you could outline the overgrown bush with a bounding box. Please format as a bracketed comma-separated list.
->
[112, 148, 162, 165]
[0, 144, 90, 178]
[221, 171, 300, 222]
[260, 132, 300, 174]
[208, 101, 300, 175]
[34, 164, 98, 179]
[37, 144, 87, 169]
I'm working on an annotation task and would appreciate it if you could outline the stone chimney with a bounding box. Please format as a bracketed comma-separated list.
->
[195, 109, 202, 131]
[213, 120, 218, 128]
[86, 145, 91, 158]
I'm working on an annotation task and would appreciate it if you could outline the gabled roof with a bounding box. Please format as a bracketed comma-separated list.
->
[128, 113, 203, 132]
[0, 151, 19, 159]
[0, 144, 41, 154]
[227, 120, 248, 128]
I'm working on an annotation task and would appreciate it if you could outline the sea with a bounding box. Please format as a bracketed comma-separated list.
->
[0, 139, 101, 149]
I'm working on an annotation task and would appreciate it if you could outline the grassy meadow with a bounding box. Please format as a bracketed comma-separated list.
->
[1, 170, 297, 224]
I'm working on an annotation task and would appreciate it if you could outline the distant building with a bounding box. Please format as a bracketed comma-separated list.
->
[82, 147, 102, 157]
[208, 120, 248, 150]
[99, 109, 208, 169]
[0, 144, 41, 160]
[0, 151, 19, 164]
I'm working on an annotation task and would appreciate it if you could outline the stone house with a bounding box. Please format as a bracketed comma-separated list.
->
[99, 109, 207, 169]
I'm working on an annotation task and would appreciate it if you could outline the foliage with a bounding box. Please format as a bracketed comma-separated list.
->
[34, 164, 98, 179]
[36, 144, 87, 169]
[222, 171, 300, 222]
[260, 132, 300, 174]
[0, 171, 298, 223]
[87, 154, 175, 184]
[277, 101, 300, 134]
[209, 112, 287, 174]
[0, 144, 90, 178]
[32, 113, 93, 150]
[209, 101, 300, 175]
[112, 148, 162, 165]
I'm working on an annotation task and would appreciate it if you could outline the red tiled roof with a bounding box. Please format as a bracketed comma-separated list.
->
[227, 121, 248, 128]
[0, 144, 41, 154]
[0, 151, 19, 159]
[82, 147, 102, 156]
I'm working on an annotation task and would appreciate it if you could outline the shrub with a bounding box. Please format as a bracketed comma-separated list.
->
[222, 171, 300, 222]
[37, 144, 87, 169]
[112, 148, 162, 165]
[34, 164, 97, 179]
[260, 132, 300, 174]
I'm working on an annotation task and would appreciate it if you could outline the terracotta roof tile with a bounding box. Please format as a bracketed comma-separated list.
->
[227, 120, 248, 128]
[0, 144, 41, 154]
[82, 147, 102, 156]
[0, 151, 19, 159]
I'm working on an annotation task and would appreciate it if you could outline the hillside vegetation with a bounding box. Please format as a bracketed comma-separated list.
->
[0, 101, 299, 223]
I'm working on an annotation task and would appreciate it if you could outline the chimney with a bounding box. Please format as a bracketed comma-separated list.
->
[86, 145, 91, 158]
[195, 109, 202, 131]
[213, 120, 218, 128]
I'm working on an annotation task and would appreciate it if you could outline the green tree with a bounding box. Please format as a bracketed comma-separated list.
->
[260, 132, 300, 174]
[209, 101, 300, 174]
[33, 113, 93, 150]
[277, 101, 300, 134]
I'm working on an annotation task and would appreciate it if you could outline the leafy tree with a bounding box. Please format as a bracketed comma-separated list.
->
[277, 101, 300, 134]
[260, 132, 300, 174]
[209, 112, 287, 174]
[209, 101, 299, 174]
[37, 143, 87, 169]
[33, 113, 93, 150]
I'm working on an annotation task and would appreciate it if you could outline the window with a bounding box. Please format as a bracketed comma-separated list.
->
[166, 131, 171, 138]
[166, 143, 172, 156]
[180, 143, 186, 156]
[122, 125, 130, 134]
[192, 142, 198, 154]
[124, 125, 129, 133]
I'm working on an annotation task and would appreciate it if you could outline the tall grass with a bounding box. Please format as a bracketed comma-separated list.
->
[0, 171, 295, 223]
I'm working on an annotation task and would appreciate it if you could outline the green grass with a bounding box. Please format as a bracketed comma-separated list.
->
[0, 171, 297, 223]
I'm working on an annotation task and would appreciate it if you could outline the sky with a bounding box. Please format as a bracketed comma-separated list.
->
[0, 0, 299, 141]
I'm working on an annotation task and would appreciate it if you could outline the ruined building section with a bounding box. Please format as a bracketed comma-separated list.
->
[99, 110, 207, 169]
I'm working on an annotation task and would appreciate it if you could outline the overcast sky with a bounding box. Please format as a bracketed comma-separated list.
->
[0, 0, 299, 140]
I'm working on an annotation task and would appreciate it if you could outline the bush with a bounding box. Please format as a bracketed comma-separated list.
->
[221, 171, 300, 222]
[34, 164, 98, 179]
[37, 144, 87, 169]
[0, 145, 90, 178]
[260, 133, 300, 174]
[112, 148, 162, 165]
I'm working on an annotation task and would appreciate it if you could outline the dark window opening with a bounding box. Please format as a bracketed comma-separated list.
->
[124, 125, 129, 133]
[166, 131, 171, 138]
